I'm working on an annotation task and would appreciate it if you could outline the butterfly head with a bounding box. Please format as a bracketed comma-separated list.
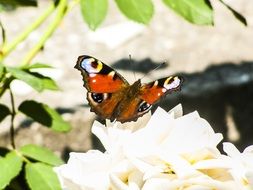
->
[131, 80, 153, 114]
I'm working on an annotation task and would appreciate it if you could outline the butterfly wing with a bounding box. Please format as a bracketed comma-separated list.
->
[111, 76, 183, 123]
[75, 55, 129, 93]
[116, 96, 150, 123]
[75, 55, 183, 123]
[75, 55, 129, 121]
[140, 76, 183, 104]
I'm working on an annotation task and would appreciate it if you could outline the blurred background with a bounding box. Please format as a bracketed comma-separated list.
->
[0, 0, 253, 160]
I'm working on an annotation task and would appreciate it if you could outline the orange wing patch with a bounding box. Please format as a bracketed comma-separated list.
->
[140, 85, 164, 104]
[140, 76, 183, 104]
[87, 73, 126, 93]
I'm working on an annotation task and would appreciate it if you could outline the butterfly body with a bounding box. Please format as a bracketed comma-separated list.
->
[75, 55, 183, 123]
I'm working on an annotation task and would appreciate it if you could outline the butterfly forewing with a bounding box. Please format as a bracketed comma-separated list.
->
[75, 55, 131, 122]
[140, 76, 183, 104]
[75, 55, 129, 93]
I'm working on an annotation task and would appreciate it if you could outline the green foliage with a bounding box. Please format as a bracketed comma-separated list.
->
[0, 104, 10, 123]
[0, 151, 23, 189]
[115, 0, 154, 24]
[0, 11, 68, 187]
[28, 72, 59, 91]
[0, 147, 9, 156]
[19, 100, 71, 132]
[0, 147, 64, 190]
[0, 63, 5, 79]
[20, 144, 64, 166]
[0, 0, 248, 30]
[0, 0, 37, 12]
[25, 162, 61, 190]
[163, 0, 213, 25]
[26, 63, 53, 69]
[219, 0, 247, 26]
[80, 0, 108, 31]
[6, 67, 59, 92]
[0, 0, 37, 7]
[6, 67, 43, 92]
[79, 0, 248, 28]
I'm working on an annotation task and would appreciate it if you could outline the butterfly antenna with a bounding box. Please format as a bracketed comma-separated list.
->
[141, 61, 166, 80]
[128, 54, 136, 80]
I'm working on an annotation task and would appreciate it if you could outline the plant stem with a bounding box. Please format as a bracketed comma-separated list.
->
[0, 20, 6, 49]
[14, 149, 31, 163]
[20, 0, 68, 67]
[66, 0, 80, 14]
[9, 88, 16, 149]
[0, 76, 13, 98]
[0, 3, 56, 61]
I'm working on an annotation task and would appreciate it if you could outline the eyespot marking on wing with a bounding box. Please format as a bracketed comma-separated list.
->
[88, 92, 110, 105]
[164, 76, 181, 90]
[80, 58, 103, 73]
[138, 101, 152, 114]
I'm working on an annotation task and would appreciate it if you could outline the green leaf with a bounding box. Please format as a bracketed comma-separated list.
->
[0, 103, 10, 123]
[25, 65, 59, 91]
[25, 162, 61, 190]
[27, 63, 53, 69]
[6, 67, 44, 92]
[80, 0, 108, 30]
[18, 100, 71, 132]
[163, 0, 213, 25]
[29, 72, 59, 91]
[115, 0, 154, 24]
[0, 151, 23, 189]
[0, 4, 13, 12]
[0, 147, 9, 157]
[219, 0, 247, 26]
[0, 0, 37, 7]
[6, 67, 59, 92]
[20, 144, 64, 166]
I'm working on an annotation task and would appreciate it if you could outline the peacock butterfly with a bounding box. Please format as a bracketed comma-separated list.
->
[75, 55, 183, 123]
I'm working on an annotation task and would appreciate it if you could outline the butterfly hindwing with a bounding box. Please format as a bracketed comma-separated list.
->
[75, 55, 129, 93]
[87, 91, 124, 120]
[87, 79, 145, 123]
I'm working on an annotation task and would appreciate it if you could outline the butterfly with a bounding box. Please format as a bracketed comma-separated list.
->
[75, 55, 183, 123]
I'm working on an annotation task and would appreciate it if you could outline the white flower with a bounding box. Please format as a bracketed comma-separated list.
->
[54, 104, 251, 190]
[223, 142, 253, 189]
[192, 143, 253, 190]
[54, 150, 139, 190]
[124, 106, 223, 161]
